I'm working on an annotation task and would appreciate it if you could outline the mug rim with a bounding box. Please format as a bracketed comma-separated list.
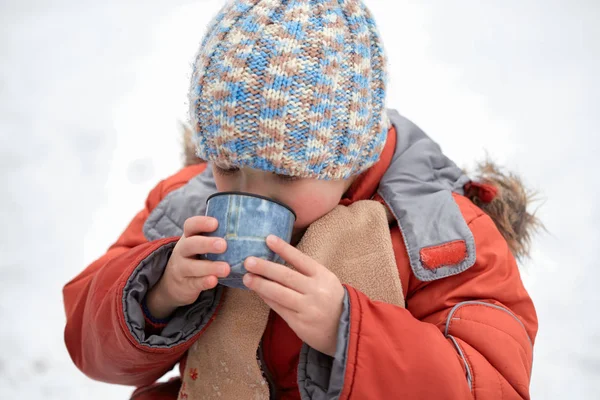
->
[207, 191, 296, 220]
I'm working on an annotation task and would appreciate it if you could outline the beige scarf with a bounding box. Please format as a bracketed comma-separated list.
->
[178, 201, 406, 399]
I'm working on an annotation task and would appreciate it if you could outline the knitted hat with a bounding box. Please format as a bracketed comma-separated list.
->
[189, 0, 389, 180]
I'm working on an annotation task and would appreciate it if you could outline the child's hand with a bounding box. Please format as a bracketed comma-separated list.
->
[243, 235, 345, 357]
[146, 216, 231, 319]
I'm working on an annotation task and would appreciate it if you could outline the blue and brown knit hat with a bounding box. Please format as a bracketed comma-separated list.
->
[189, 0, 389, 180]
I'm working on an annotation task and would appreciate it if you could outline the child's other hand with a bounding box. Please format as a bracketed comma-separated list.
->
[243, 235, 345, 357]
[146, 216, 231, 319]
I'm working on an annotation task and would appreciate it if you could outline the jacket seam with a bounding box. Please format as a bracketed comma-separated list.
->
[450, 317, 530, 358]
[343, 286, 362, 400]
[447, 335, 473, 393]
[444, 301, 533, 350]
[445, 300, 534, 386]
[145, 198, 185, 241]
[144, 167, 208, 241]
[465, 212, 496, 234]
[452, 193, 485, 224]
[160, 212, 184, 236]
[160, 164, 207, 197]
[496, 367, 504, 399]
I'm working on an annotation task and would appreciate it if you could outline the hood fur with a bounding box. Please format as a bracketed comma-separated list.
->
[466, 160, 543, 260]
[182, 123, 203, 166]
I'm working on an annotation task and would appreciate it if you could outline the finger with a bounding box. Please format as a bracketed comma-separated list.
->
[244, 257, 309, 294]
[261, 296, 297, 322]
[243, 273, 302, 312]
[266, 235, 318, 276]
[183, 216, 218, 237]
[180, 235, 227, 258]
[191, 275, 219, 292]
[180, 259, 230, 278]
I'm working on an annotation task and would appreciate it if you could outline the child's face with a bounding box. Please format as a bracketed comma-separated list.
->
[212, 164, 354, 243]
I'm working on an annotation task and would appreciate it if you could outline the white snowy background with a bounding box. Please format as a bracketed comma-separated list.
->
[1, 0, 598, 398]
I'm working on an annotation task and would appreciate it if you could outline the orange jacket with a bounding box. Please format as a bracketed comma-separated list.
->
[64, 124, 537, 399]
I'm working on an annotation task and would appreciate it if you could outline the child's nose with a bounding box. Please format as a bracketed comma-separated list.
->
[238, 170, 273, 199]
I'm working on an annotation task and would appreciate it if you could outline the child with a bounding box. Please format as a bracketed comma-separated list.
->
[63, 0, 539, 399]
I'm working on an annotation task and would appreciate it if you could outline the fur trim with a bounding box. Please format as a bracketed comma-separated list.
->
[181, 122, 204, 166]
[467, 160, 543, 260]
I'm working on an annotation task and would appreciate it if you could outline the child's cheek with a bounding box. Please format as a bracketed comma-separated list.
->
[288, 192, 341, 230]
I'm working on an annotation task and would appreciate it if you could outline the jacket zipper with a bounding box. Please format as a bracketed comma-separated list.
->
[257, 341, 277, 399]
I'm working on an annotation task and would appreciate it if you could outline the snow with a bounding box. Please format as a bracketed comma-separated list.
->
[1, 0, 598, 398]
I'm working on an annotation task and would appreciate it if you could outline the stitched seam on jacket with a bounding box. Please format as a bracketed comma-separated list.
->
[151, 213, 183, 240]
[344, 287, 362, 400]
[143, 186, 178, 240]
[444, 301, 533, 350]
[452, 318, 530, 357]
[447, 335, 473, 392]
[496, 368, 504, 399]
[453, 193, 484, 225]
[162, 212, 183, 233]
[146, 217, 177, 242]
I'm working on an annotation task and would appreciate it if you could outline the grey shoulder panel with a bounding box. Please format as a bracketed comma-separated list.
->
[380, 110, 475, 282]
[143, 167, 217, 241]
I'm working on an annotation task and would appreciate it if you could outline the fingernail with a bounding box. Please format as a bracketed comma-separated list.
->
[243, 274, 252, 286]
[214, 239, 226, 251]
[246, 258, 256, 268]
[219, 263, 229, 275]
[266, 235, 278, 245]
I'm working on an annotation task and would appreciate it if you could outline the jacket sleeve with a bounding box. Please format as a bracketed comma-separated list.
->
[63, 165, 223, 387]
[298, 212, 538, 399]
